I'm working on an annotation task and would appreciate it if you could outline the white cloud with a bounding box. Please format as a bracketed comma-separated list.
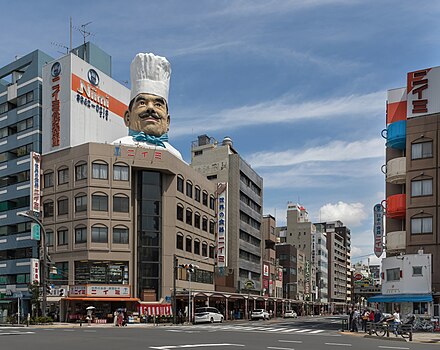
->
[319, 201, 367, 227]
[172, 91, 385, 137]
[247, 138, 384, 168]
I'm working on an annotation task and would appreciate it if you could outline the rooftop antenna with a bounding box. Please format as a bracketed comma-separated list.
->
[69, 17, 72, 53]
[77, 21, 94, 45]
[51, 42, 69, 55]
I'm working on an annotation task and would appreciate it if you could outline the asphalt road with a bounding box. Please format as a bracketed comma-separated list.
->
[0, 316, 436, 350]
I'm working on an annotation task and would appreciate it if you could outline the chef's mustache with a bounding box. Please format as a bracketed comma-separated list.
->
[139, 110, 161, 119]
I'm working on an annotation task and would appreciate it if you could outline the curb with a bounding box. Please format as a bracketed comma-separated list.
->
[363, 334, 408, 342]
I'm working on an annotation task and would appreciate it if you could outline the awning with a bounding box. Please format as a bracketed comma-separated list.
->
[64, 297, 140, 302]
[368, 294, 433, 303]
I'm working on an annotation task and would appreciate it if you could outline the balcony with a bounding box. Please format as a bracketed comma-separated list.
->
[382, 157, 406, 184]
[384, 194, 406, 219]
[386, 231, 406, 252]
[382, 120, 406, 150]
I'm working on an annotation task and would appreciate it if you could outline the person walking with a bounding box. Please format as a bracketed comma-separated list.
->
[351, 308, 359, 332]
[361, 309, 370, 332]
[113, 310, 118, 326]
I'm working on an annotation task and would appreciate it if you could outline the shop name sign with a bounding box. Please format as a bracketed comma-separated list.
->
[30, 258, 40, 284]
[217, 182, 228, 273]
[373, 204, 384, 258]
[69, 285, 130, 297]
[51, 62, 61, 146]
[75, 70, 110, 120]
[30, 152, 41, 214]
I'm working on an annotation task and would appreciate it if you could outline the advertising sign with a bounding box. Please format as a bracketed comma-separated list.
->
[263, 264, 269, 277]
[42, 54, 129, 154]
[30, 258, 40, 284]
[31, 223, 40, 241]
[30, 152, 41, 214]
[216, 183, 228, 273]
[373, 204, 384, 258]
[69, 284, 130, 297]
[407, 66, 440, 118]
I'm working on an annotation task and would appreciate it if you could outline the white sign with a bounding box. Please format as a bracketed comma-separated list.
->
[407, 66, 440, 118]
[69, 284, 130, 297]
[30, 152, 41, 214]
[217, 183, 228, 272]
[30, 258, 40, 284]
[373, 204, 384, 258]
[42, 54, 130, 154]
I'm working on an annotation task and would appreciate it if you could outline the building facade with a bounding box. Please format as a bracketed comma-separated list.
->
[261, 214, 278, 297]
[191, 135, 263, 295]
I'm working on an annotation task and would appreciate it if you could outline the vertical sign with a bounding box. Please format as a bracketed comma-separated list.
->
[373, 204, 384, 258]
[30, 258, 40, 284]
[30, 152, 41, 214]
[50, 62, 61, 146]
[217, 183, 228, 274]
[31, 223, 40, 241]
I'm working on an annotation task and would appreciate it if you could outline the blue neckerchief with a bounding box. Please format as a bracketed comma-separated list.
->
[128, 129, 168, 148]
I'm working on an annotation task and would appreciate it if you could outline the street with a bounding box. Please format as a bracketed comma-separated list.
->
[0, 316, 436, 350]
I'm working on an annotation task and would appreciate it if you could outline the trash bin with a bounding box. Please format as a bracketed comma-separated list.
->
[341, 318, 349, 332]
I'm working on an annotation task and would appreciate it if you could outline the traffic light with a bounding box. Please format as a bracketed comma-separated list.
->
[179, 263, 198, 273]
[46, 283, 53, 295]
[59, 288, 66, 297]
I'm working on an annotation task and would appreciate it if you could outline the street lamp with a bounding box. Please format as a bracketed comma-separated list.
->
[17, 210, 48, 317]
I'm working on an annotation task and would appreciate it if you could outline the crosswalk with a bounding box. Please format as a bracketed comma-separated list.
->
[0, 327, 35, 336]
[168, 324, 328, 335]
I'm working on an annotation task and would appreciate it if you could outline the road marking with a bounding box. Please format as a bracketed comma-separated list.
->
[280, 329, 299, 333]
[84, 330, 97, 332]
[43, 329, 54, 331]
[294, 329, 312, 333]
[378, 347, 410, 350]
[309, 330, 325, 334]
[324, 343, 352, 347]
[0, 332, 35, 336]
[267, 347, 295, 350]
[63, 329, 75, 332]
[278, 340, 303, 343]
[149, 344, 245, 349]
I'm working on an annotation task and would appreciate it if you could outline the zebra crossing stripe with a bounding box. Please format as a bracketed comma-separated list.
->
[309, 330, 324, 334]
[267, 328, 288, 332]
[280, 329, 299, 333]
[294, 329, 312, 333]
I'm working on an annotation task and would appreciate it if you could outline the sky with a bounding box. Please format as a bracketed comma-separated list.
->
[2, 0, 440, 265]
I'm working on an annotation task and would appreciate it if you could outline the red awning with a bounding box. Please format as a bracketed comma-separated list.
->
[64, 297, 140, 302]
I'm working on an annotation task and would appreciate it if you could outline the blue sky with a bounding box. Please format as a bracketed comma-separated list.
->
[2, 1, 440, 264]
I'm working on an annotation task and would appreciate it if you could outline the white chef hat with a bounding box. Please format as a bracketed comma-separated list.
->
[130, 53, 171, 102]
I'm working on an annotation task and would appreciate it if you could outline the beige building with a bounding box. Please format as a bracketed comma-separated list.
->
[261, 215, 278, 297]
[41, 142, 217, 321]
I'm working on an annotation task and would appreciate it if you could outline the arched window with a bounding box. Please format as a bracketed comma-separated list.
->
[46, 230, 54, 246]
[176, 232, 184, 250]
[177, 175, 184, 193]
[92, 161, 108, 179]
[113, 226, 129, 244]
[411, 175, 433, 197]
[411, 137, 433, 160]
[57, 196, 68, 215]
[186, 236, 192, 253]
[43, 200, 54, 218]
[92, 192, 108, 211]
[177, 204, 184, 221]
[91, 224, 108, 243]
[209, 244, 215, 258]
[209, 220, 215, 234]
[75, 193, 87, 212]
[44, 171, 54, 188]
[186, 208, 193, 225]
[57, 166, 69, 185]
[202, 242, 208, 257]
[194, 212, 201, 229]
[209, 195, 215, 210]
[411, 214, 433, 235]
[113, 162, 129, 181]
[186, 181, 193, 198]
[202, 191, 208, 206]
[57, 227, 68, 246]
[113, 194, 129, 212]
[75, 161, 87, 181]
[75, 225, 87, 244]
[202, 216, 208, 232]
[195, 186, 201, 202]
[194, 239, 200, 255]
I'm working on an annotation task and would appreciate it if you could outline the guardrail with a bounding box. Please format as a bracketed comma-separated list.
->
[367, 321, 412, 341]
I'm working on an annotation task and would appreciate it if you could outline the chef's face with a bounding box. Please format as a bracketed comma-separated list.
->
[124, 93, 170, 137]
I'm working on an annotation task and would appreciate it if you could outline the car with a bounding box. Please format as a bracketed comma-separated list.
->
[284, 310, 297, 318]
[251, 309, 270, 320]
[194, 307, 224, 324]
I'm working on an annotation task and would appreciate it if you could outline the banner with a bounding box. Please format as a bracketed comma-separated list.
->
[30, 152, 41, 214]
[373, 204, 384, 257]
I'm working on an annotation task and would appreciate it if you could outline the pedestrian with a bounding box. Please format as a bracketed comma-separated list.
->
[388, 308, 401, 336]
[117, 311, 123, 327]
[361, 309, 369, 332]
[348, 308, 353, 331]
[351, 308, 359, 332]
[178, 309, 183, 324]
[113, 310, 118, 326]
[374, 309, 382, 323]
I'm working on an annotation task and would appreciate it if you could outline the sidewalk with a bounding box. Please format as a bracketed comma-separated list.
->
[341, 329, 440, 344]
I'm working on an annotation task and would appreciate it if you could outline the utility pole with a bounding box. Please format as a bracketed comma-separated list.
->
[173, 255, 177, 324]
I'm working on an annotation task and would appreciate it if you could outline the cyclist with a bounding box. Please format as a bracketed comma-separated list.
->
[387, 308, 401, 336]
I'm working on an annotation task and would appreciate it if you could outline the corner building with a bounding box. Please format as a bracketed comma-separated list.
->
[41, 142, 217, 321]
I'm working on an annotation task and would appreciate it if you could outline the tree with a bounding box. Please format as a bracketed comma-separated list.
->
[28, 281, 41, 317]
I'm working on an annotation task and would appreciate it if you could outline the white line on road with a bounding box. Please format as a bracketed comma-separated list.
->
[267, 347, 295, 350]
[63, 329, 75, 332]
[278, 340, 303, 343]
[43, 329, 54, 331]
[84, 330, 97, 332]
[378, 346, 410, 350]
[324, 343, 352, 347]
[294, 329, 312, 333]
[309, 330, 325, 334]
[280, 329, 299, 333]
[149, 344, 245, 349]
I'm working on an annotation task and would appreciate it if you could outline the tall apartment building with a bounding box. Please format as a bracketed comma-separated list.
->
[313, 228, 328, 305]
[314, 221, 351, 313]
[261, 214, 278, 297]
[191, 135, 263, 294]
[382, 66, 440, 305]
[0, 50, 54, 319]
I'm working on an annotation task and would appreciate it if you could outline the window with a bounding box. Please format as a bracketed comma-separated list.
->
[202, 191, 208, 206]
[207, 174, 217, 180]
[186, 208, 192, 225]
[202, 242, 208, 257]
[411, 217, 433, 234]
[75, 163, 87, 180]
[176, 204, 184, 221]
[194, 212, 201, 229]
[209, 195, 215, 210]
[92, 225, 108, 243]
[92, 162, 108, 179]
[386, 268, 400, 281]
[202, 217, 208, 232]
[412, 141, 433, 160]
[46, 230, 54, 246]
[92, 194, 108, 211]
[209, 245, 215, 259]
[177, 175, 184, 193]
[195, 186, 201, 202]
[186, 236, 192, 252]
[57, 229, 68, 246]
[16, 117, 33, 132]
[194, 239, 200, 255]
[186, 181, 193, 198]
[44, 172, 54, 188]
[113, 195, 129, 213]
[75, 226, 87, 244]
[75, 195, 87, 212]
[113, 227, 129, 244]
[412, 266, 423, 276]
[17, 91, 34, 106]
[58, 168, 69, 185]
[113, 164, 129, 181]
[176, 233, 184, 250]
[411, 179, 433, 196]
[58, 198, 68, 215]
[43, 201, 54, 218]
[209, 220, 215, 234]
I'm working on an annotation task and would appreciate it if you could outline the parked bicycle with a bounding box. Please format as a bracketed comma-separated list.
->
[369, 314, 414, 339]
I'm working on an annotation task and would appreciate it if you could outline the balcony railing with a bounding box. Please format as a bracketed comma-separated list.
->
[382, 157, 406, 184]
[381, 120, 406, 150]
[386, 230, 406, 252]
[382, 194, 406, 219]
